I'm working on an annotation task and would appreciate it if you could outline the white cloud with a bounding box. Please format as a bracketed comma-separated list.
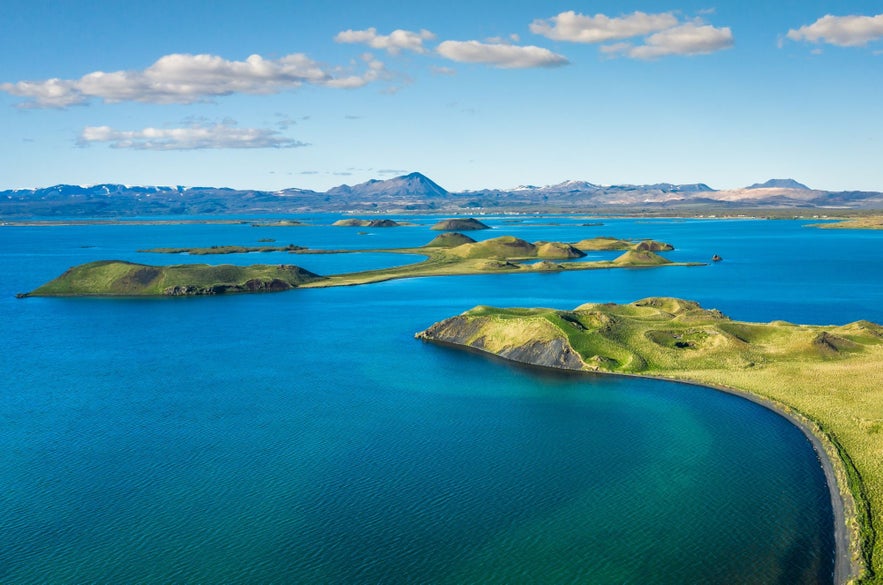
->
[334, 27, 436, 54]
[77, 121, 308, 150]
[1, 52, 385, 108]
[787, 13, 883, 47]
[530, 11, 679, 43]
[436, 40, 569, 69]
[604, 23, 734, 59]
[430, 65, 457, 76]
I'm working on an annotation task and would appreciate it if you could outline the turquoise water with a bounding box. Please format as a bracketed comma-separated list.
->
[2, 217, 882, 583]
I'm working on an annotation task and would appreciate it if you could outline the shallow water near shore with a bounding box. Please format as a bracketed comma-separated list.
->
[2, 216, 883, 583]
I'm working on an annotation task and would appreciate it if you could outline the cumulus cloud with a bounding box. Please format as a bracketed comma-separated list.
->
[530, 10, 679, 43]
[1, 52, 386, 108]
[603, 23, 734, 59]
[436, 40, 569, 68]
[787, 13, 883, 47]
[334, 27, 436, 54]
[77, 121, 308, 150]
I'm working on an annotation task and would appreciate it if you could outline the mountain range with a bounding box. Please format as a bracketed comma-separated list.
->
[2, 172, 882, 218]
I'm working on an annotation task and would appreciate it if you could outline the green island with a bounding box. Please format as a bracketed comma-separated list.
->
[430, 217, 491, 231]
[416, 297, 883, 584]
[22, 235, 694, 296]
[138, 244, 306, 255]
[22, 261, 323, 296]
[249, 219, 307, 227]
[331, 218, 410, 227]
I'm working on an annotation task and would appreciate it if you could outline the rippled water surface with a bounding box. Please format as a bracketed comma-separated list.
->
[3, 216, 882, 583]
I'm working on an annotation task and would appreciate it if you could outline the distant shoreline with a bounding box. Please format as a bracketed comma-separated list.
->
[3, 209, 883, 227]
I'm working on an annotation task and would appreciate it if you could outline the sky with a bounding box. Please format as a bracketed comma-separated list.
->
[1, 0, 882, 193]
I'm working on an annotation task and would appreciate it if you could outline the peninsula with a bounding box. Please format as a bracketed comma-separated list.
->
[417, 298, 883, 584]
[809, 216, 883, 230]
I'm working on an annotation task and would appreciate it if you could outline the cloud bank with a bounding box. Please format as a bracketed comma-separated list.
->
[78, 121, 308, 150]
[436, 40, 569, 68]
[1, 52, 386, 108]
[334, 28, 436, 54]
[530, 11, 678, 43]
[531, 10, 733, 59]
[604, 23, 734, 59]
[787, 13, 883, 47]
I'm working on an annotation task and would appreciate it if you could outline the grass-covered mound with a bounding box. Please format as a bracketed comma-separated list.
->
[418, 298, 883, 582]
[612, 249, 672, 265]
[430, 218, 491, 231]
[444, 236, 585, 260]
[573, 237, 674, 251]
[423, 232, 477, 248]
[26, 261, 323, 296]
[332, 218, 404, 228]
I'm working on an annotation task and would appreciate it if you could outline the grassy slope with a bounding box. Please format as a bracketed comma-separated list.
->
[420, 298, 883, 583]
[29, 261, 323, 296]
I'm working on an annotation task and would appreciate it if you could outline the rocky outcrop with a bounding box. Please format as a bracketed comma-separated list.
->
[416, 315, 586, 371]
[163, 278, 294, 296]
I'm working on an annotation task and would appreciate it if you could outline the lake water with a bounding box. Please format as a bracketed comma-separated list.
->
[2, 216, 882, 583]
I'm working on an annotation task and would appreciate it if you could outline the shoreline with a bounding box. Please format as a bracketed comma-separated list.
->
[649, 376, 858, 584]
[424, 339, 861, 584]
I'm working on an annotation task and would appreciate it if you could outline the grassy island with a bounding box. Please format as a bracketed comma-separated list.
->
[303, 235, 701, 288]
[331, 218, 408, 227]
[430, 218, 491, 231]
[24, 261, 323, 296]
[138, 244, 307, 255]
[573, 236, 674, 251]
[417, 298, 883, 584]
[22, 234, 702, 296]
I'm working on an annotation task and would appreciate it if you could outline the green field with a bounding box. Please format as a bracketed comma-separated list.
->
[417, 298, 883, 583]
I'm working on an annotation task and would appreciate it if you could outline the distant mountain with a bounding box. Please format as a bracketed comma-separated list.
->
[2, 172, 882, 218]
[746, 179, 810, 190]
[510, 180, 599, 194]
[326, 172, 447, 198]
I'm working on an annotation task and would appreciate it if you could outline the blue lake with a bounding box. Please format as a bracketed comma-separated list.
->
[2, 216, 882, 583]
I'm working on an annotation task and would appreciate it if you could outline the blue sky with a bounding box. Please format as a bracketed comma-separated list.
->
[2, 1, 882, 192]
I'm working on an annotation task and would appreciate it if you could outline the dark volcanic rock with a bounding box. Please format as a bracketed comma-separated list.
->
[416, 315, 586, 371]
